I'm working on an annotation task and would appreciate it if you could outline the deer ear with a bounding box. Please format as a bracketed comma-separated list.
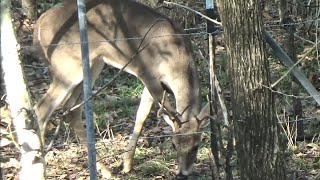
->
[198, 103, 225, 129]
[197, 103, 210, 128]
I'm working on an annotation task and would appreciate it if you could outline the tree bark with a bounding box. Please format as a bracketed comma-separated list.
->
[216, 1, 286, 179]
[1, 0, 45, 179]
[279, 0, 288, 22]
[281, 12, 304, 139]
[21, 0, 36, 19]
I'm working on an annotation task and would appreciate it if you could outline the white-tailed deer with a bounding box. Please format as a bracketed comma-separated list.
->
[33, 0, 210, 179]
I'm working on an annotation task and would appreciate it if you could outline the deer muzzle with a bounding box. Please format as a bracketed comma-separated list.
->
[175, 153, 194, 178]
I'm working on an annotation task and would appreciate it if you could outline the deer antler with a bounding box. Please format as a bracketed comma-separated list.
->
[157, 90, 184, 127]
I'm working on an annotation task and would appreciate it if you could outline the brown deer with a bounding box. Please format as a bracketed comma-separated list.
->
[33, 0, 210, 179]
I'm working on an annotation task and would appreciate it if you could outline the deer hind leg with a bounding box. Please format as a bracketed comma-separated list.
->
[34, 76, 79, 145]
[123, 86, 154, 173]
[62, 59, 112, 178]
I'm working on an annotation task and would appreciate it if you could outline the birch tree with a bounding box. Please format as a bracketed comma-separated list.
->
[1, 0, 45, 179]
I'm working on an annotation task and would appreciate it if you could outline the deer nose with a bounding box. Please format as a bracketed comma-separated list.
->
[176, 173, 188, 180]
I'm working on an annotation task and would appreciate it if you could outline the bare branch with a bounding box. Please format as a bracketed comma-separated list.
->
[271, 37, 320, 88]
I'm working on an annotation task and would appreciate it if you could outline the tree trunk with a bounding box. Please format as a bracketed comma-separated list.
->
[21, 0, 36, 19]
[281, 10, 304, 139]
[279, 0, 288, 22]
[1, 0, 45, 179]
[216, 1, 286, 179]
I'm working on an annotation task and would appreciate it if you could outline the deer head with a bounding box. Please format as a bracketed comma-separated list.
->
[163, 103, 210, 178]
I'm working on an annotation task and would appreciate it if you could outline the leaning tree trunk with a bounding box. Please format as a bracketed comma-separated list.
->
[216, 1, 286, 179]
[1, 0, 45, 179]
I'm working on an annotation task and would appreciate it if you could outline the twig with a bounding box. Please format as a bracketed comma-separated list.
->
[294, 34, 316, 45]
[23, 64, 47, 69]
[8, 122, 21, 151]
[162, 1, 222, 26]
[258, 83, 319, 99]
[45, 118, 62, 151]
[271, 40, 320, 88]
[157, 90, 168, 118]
[214, 75, 229, 127]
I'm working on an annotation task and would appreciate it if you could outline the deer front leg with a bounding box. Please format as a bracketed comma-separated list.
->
[63, 84, 112, 179]
[123, 87, 154, 173]
[65, 107, 112, 178]
[65, 108, 112, 178]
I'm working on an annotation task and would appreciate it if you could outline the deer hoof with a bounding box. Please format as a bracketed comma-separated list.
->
[97, 162, 112, 179]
